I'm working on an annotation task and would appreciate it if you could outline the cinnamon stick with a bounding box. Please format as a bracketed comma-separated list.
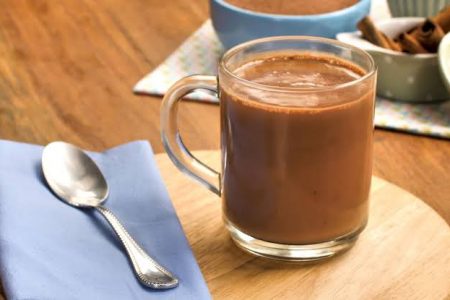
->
[357, 17, 394, 50]
[416, 19, 445, 52]
[382, 32, 402, 52]
[398, 32, 429, 54]
[357, 9, 449, 55]
[432, 5, 450, 33]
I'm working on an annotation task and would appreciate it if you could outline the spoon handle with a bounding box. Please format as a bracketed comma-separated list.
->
[95, 206, 179, 289]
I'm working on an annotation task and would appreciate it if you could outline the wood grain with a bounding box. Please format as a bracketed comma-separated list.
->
[157, 151, 450, 299]
[0, 0, 449, 298]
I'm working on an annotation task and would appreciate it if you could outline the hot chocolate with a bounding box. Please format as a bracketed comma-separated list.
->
[220, 54, 374, 244]
[224, 0, 359, 15]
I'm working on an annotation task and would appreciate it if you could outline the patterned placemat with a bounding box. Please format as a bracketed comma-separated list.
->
[134, 15, 450, 139]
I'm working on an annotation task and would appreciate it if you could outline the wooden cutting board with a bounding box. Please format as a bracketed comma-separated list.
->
[155, 151, 450, 299]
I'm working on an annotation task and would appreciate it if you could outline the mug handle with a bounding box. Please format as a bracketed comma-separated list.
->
[160, 75, 221, 196]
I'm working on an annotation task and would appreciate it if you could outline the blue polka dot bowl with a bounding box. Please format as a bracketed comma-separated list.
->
[337, 17, 450, 102]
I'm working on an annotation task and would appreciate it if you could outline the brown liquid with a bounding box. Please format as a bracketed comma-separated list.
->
[225, 0, 359, 15]
[220, 54, 374, 244]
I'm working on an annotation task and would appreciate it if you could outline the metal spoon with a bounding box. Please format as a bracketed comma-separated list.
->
[41, 141, 179, 289]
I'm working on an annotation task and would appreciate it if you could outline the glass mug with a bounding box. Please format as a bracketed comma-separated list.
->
[161, 36, 376, 261]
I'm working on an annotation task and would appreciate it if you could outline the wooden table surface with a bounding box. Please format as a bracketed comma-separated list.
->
[0, 0, 449, 298]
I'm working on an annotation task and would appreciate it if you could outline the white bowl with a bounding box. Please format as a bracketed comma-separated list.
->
[438, 32, 450, 92]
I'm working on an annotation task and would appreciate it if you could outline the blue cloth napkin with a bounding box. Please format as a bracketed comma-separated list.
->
[0, 140, 211, 300]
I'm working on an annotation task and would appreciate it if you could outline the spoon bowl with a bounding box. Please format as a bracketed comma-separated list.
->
[42, 142, 108, 208]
